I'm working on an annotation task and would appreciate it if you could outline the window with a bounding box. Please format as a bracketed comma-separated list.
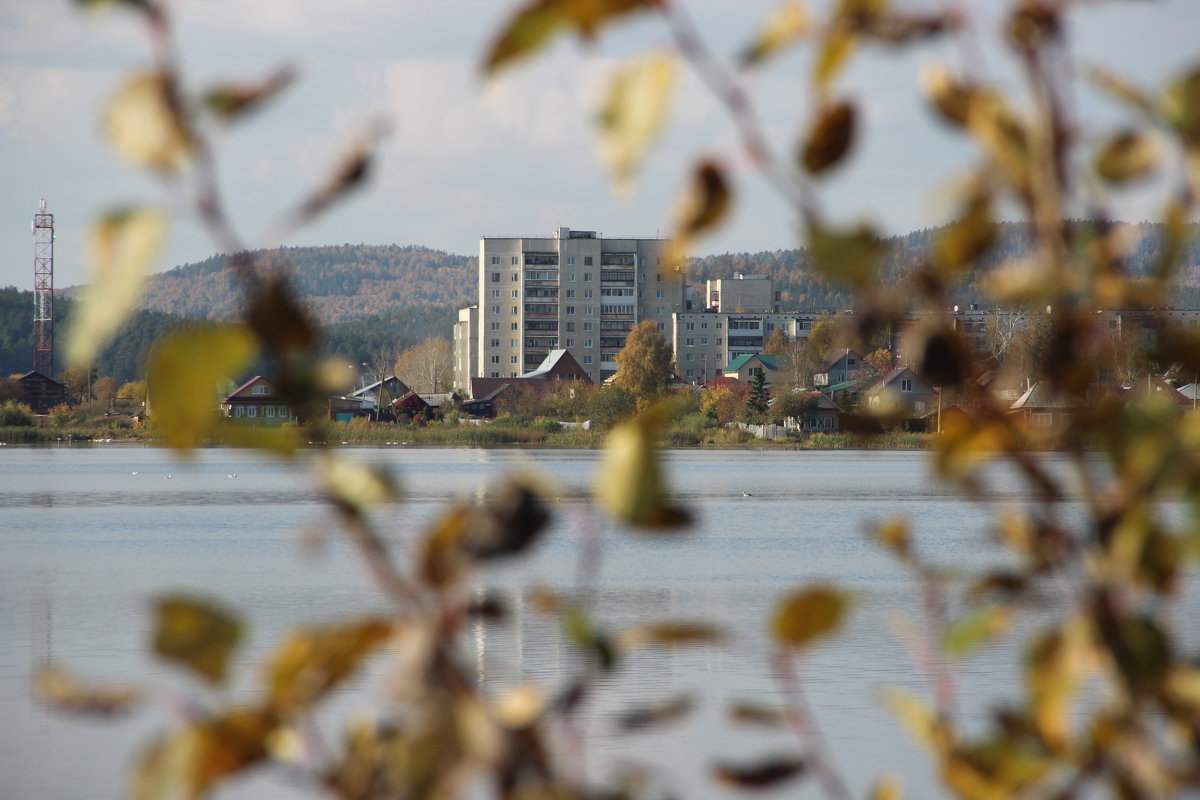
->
[701, 338, 708, 345]
[583, 272, 592, 282]
[900, 378, 913, 392]
[511, 339, 518, 347]
[491, 289, 500, 298]
[1032, 412, 1053, 427]
[567, 256, 576, 265]
[252, 384, 271, 395]
[568, 273, 576, 282]
[717, 338, 723, 345]
[512, 290, 519, 298]
[583, 322, 592, 331]
[655, 306, 663, 314]
[565, 306, 575, 314]
[512, 306, 519, 314]
[490, 371, 499, 377]
[511, 272, 519, 281]
[585, 306, 594, 315]
[511, 256, 519, 265]
[639, 273, 646, 282]
[490, 256, 500, 265]
[914, 401, 926, 413]
[510, 355, 518, 364]
[686, 322, 694, 330]
[266, 406, 276, 418]
[491, 272, 500, 282]
[490, 355, 500, 364]
[234, 406, 243, 417]
[701, 322, 707, 329]
[686, 338, 694, 346]
[847, 358, 857, 367]
[511, 322, 518, 330]
[584, 256, 593, 266]
[583, 355, 593, 364]
[490, 322, 500, 331]
[247, 406, 257, 418]
[565, 338, 575, 347]
[658, 323, 665, 332]
[686, 353, 694, 362]
[565, 289, 575, 298]
[490, 338, 500, 347]
[716, 322, 723, 329]
[584, 289, 593, 298]
[585, 339, 593, 348]
[566, 322, 575, 331]
[656, 273, 662, 282]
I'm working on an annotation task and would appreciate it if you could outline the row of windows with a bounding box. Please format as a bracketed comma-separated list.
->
[683, 320, 722, 330]
[682, 353, 723, 363]
[683, 337, 720, 346]
[232, 405, 291, 418]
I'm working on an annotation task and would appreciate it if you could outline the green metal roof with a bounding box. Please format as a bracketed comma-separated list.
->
[822, 378, 861, 393]
[724, 353, 779, 373]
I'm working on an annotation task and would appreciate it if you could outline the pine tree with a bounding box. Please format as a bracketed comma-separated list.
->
[748, 370, 769, 416]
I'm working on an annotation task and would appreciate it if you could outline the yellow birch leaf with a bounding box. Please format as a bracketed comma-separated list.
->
[881, 687, 941, 750]
[265, 618, 393, 714]
[35, 663, 141, 716]
[147, 325, 258, 452]
[800, 99, 857, 175]
[1094, 130, 1159, 184]
[102, 71, 193, 172]
[806, 218, 886, 286]
[771, 585, 849, 648]
[598, 51, 676, 188]
[944, 605, 1012, 658]
[67, 208, 167, 369]
[595, 407, 691, 529]
[318, 454, 398, 513]
[152, 594, 243, 687]
[741, 2, 812, 68]
[667, 159, 731, 267]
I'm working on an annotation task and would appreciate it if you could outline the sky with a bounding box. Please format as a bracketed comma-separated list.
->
[1, 0, 1197, 290]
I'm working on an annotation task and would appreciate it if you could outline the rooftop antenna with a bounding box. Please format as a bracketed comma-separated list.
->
[32, 198, 55, 377]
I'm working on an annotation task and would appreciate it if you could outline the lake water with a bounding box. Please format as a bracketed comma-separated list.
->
[0, 445, 1190, 798]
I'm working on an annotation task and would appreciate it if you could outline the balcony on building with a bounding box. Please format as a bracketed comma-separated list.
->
[523, 252, 559, 266]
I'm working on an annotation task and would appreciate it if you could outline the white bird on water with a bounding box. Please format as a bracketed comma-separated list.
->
[164, 474, 172, 480]
[742, 491, 753, 497]
[227, 473, 238, 478]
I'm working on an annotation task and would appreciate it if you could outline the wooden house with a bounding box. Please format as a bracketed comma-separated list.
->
[222, 376, 295, 422]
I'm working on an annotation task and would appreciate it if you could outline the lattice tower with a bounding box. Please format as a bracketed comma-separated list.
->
[32, 199, 54, 377]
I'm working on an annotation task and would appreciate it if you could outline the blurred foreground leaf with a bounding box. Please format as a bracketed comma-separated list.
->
[741, 2, 812, 68]
[132, 707, 276, 800]
[36, 664, 141, 716]
[68, 207, 167, 369]
[596, 403, 692, 529]
[102, 71, 192, 172]
[147, 325, 258, 451]
[714, 755, 807, 789]
[265, 618, 393, 714]
[772, 585, 849, 648]
[484, 0, 655, 73]
[598, 51, 675, 188]
[152, 594, 243, 686]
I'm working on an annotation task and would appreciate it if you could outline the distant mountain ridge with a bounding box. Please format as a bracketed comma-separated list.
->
[134, 244, 475, 324]
[124, 222, 1200, 325]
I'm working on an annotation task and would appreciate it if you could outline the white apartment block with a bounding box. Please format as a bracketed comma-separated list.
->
[671, 310, 824, 383]
[458, 228, 686, 386]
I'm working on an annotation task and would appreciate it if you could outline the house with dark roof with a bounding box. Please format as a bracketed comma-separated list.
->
[222, 376, 296, 422]
[465, 350, 593, 417]
[775, 389, 845, 432]
[865, 366, 937, 418]
[723, 353, 779, 386]
[1008, 381, 1078, 432]
[18, 371, 65, 413]
[816, 349, 864, 387]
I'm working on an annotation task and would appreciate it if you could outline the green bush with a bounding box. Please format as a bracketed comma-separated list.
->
[0, 400, 35, 427]
[675, 412, 717, 430]
[493, 412, 535, 428]
[662, 428, 702, 446]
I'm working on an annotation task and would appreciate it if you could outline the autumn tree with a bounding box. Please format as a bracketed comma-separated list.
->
[854, 349, 894, 390]
[613, 320, 675, 406]
[763, 328, 790, 356]
[394, 338, 453, 394]
[93, 376, 119, 409]
[117, 380, 147, 402]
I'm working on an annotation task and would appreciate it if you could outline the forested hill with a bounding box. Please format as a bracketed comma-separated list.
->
[84, 222, 1200, 325]
[689, 221, 1200, 311]
[132, 244, 474, 323]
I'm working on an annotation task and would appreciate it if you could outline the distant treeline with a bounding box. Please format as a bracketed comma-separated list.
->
[1, 286, 454, 385]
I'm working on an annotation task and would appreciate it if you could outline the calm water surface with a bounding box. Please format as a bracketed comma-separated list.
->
[0, 445, 1182, 798]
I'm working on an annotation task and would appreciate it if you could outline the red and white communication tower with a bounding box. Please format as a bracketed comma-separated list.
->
[32, 198, 55, 377]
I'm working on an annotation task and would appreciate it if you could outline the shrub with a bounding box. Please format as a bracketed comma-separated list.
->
[47, 404, 74, 428]
[0, 400, 35, 427]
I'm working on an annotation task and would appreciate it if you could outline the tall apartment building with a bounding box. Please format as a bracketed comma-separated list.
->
[457, 228, 687, 388]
